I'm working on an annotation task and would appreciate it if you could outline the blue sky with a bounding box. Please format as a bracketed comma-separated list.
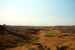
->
[0, 0, 75, 26]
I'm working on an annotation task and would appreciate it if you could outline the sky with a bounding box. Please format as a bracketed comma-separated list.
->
[0, 0, 75, 26]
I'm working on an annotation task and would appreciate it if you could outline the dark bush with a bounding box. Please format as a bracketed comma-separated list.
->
[56, 46, 68, 50]
[47, 47, 51, 50]
[28, 48, 35, 50]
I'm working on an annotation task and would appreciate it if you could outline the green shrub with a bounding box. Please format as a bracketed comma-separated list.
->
[45, 35, 55, 37]
[21, 39, 32, 44]
[28, 48, 35, 50]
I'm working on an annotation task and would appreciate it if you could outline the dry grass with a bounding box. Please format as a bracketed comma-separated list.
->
[0, 26, 75, 50]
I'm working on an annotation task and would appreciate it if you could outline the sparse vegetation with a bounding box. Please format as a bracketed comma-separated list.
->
[0, 25, 75, 50]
